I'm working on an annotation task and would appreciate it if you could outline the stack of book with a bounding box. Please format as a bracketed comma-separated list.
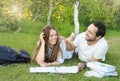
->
[84, 62, 118, 78]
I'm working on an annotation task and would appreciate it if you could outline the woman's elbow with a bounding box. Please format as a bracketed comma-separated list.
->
[36, 58, 44, 66]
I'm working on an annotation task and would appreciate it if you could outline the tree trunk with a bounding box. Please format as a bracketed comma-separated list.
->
[32, 6, 40, 22]
[47, 0, 53, 25]
[74, 0, 80, 35]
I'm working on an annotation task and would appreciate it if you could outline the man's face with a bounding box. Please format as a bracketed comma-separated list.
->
[85, 24, 98, 41]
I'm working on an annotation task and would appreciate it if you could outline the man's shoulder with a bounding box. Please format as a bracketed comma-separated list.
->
[100, 37, 108, 43]
[98, 37, 108, 46]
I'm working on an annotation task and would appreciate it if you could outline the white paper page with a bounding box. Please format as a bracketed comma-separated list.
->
[30, 66, 78, 74]
[56, 66, 78, 74]
[30, 67, 56, 73]
[84, 70, 104, 78]
[87, 62, 115, 72]
[95, 70, 118, 76]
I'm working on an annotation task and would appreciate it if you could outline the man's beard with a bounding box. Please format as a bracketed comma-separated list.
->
[85, 37, 96, 42]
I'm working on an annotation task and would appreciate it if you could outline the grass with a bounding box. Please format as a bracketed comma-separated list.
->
[0, 22, 120, 81]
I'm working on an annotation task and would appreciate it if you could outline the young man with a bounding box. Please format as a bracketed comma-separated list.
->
[66, 21, 108, 63]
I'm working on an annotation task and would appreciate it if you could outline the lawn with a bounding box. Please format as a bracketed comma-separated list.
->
[0, 28, 120, 81]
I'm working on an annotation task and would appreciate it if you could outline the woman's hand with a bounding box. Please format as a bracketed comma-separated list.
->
[40, 61, 61, 67]
[39, 62, 47, 67]
[40, 62, 52, 67]
[39, 32, 45, 44]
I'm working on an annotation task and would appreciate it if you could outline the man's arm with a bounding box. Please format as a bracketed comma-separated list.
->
[65, 40, 77, 51]
[90, 44, 108, 62]
[90, 56, 101, 62]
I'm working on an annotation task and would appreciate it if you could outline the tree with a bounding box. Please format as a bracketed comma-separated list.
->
[47, 0, 53, 25]
[74, 0, 80, 35]
[30, 0, 49, 22]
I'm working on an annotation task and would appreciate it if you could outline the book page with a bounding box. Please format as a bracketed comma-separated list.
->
[30, 66, 78, 74]
[56, 66, 78, 74]
[30, 67, 56, 73]
[87, 62, 115, 72]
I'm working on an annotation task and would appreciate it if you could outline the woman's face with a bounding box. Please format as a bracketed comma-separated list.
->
[48, 29, 58, 46]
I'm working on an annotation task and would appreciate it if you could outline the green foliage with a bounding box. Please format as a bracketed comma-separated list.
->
[29, 0, 49, 22]
[52, 0, 74, 24]
[17, 20, 76, 36]
[52, 22, 74, 36]
[18, 20, 45, 34]
[0, 0, 120, 32]
[114, 9, 120, 29]
[0, 19, 19, 32]
[79, 0, 120, 28]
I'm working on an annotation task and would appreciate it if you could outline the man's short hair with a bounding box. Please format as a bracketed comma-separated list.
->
[93, 21, 106, 37]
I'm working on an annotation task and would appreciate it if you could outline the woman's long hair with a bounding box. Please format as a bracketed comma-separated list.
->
[31, 25, 61, 63]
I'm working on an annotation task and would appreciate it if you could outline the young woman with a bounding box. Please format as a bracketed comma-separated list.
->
[31, 25, 73, 67]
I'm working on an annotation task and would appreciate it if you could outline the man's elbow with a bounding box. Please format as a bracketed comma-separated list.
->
[90, 58, 101, 62]
[65, 40, 76, 51]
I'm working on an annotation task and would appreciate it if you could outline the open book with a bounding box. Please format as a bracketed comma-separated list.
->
[94, 70, 118, 77]
[87, 62, 115, 72]
[30, 66, 79, 74]
[84, 62, 118, 78]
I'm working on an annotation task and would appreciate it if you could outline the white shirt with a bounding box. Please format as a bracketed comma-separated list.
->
[73, 32, 108, 62]
[57, 40, 73, 64]
[37, 40, 72, 64]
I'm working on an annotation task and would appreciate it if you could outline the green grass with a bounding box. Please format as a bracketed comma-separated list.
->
[0, 22, 120, 81]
